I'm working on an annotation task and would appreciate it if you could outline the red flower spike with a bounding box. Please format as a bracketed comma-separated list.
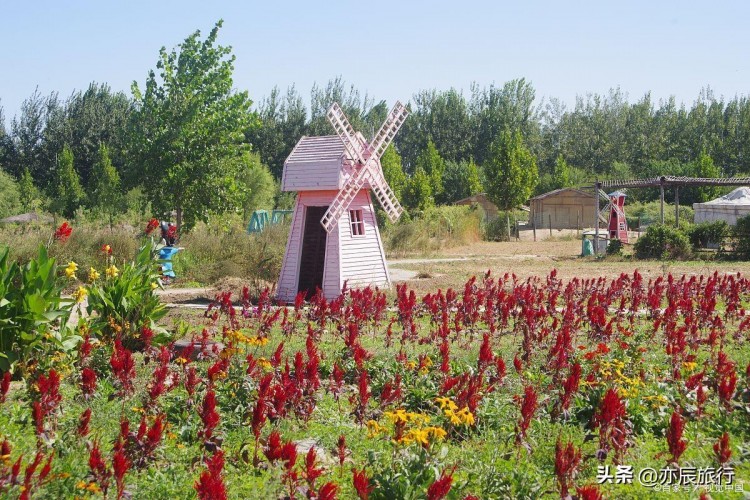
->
[666, 411, 687, 464]
[352, 468, 374, 500]
[426, 470, 453, 500]
[199, 389, 220, 441]
[554, 438, 582, 498]
[53, 222, 72, 242]
[195, 451, 227, 500]
[337, 435, 347, 467]
[112, 447, 130, 500]
[317, 481, 339, 500]
[1, 371, 10, 403]
[576, 484, 604, 500]
[713, 432, 731, 465]
[145, 218, 159, 235]
[77, 408, 92, 437]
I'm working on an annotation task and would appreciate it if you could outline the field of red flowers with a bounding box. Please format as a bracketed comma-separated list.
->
[2, 254, 750, 498]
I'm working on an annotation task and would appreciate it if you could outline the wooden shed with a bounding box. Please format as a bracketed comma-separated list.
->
[530, 188, 596, 229]
[454, 193, 499, 219]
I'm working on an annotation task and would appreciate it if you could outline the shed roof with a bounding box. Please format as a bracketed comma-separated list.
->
[286, 135, 348, 164]
[694, 187, 750, 207]
[530, 187, 595, 201]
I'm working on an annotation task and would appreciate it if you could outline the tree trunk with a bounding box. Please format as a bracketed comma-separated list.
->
[176, 206, 183, 234]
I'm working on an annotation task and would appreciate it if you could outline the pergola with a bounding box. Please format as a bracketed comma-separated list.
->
[589, 176, 750, 254]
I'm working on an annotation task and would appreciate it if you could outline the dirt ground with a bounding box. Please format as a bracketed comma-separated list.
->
[388, 236, 750, 294]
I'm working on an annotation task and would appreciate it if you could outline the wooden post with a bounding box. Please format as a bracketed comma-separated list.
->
[548, 214, 552, 236]
[594, 181, 601, 255]
[659, 178, 665, 225]
[532, 218, 537, 242]
[674, 187, 680, 227]
[577, 211, 580, 236]
[515, 219, 520, 241]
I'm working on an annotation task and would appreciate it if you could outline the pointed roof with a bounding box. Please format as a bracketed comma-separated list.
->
[285, 136, 348, 164]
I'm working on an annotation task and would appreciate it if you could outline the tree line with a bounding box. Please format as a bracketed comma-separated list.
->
[1, 20, 749, 227]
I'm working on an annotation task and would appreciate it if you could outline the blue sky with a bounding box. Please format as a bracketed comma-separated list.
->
[1, 0, 748, 125]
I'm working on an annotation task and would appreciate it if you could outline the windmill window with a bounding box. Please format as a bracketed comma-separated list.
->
[349, 209, 365, 236]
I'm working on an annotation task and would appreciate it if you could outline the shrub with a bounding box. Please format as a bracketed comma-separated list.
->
[384, 206, 481, 257]
[633, 225, 691, 260]
[606, 238, 623, 256]
[685, 220, 730, 250]
[625, 201, 694, 230]
[733, 214, 750, 260]
[0, 245, 79, 374]
[86, 240, 167, 349]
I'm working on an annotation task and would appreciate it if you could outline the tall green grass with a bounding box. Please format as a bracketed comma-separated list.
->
[383, 206, 482, 257]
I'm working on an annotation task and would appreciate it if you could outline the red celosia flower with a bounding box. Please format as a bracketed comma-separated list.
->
[1, 371, 10, 403]
[554, 438, 582, 498]
[337, 435, 347, 467]
[110, 339, 136, 396]
[112, 447, 130, 500]
[264, 430, 284, 463]
[352, 468, 374, 500]
[81, 367, 97, 399]
[666, 411, 687, 464]
[513, 353, 523, 375]
[199, 389, 220, 442]
[145, 218, 159, 235]
[53, 222, 72, 242]
[89, 441, 111, 495]
[101, 244, 112, 255]
[576, 484, 603, 500]
[594, 389, 629, 463]
[33, 369, 61, 438]
[304, 448, 323, 489]
[516, 385, 538, 443]
[78, 408, 92, 437]
[717, 371, 737, 410]
[478, 333, 494, 373]
[713, 432, 731, 465]
[317, 482, 339, 500]
[195, 451, 227, 500]
[426, 470, 453, 500]
[280, 442, 298, 471]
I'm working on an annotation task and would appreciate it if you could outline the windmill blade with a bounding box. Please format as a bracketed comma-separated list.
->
[366, 161, 404, 222]
[320, 167, 369, 233]
[327, 103, 367, 164]
[369, 101, 409, 160]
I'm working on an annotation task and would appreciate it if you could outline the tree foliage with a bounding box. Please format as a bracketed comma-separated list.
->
[0, 169, 21, 219]
[90, 144, 124, 225]
[52, 145, 84, 218]
[402, 167, 434, 213]
[129, 20, 256, 230]
[380, 145, 407, 200]
[484, 130, 538, 211]
[442, 159, 482, 203]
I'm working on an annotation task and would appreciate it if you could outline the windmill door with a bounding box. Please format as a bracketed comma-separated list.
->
[298, 206, 328, 299]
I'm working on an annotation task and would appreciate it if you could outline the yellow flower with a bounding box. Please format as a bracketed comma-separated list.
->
[151, 282, 158, 290]
[427, 426, 447, 440]
[444, 409, 462, 426]
[175, 357, 188, 365]
[367, 420, 386, 438]
[88, 267, 100, 282]
[435, 397, 458, 411]
[683, 361, 698, 372]
[73, 286, 88, 303]
[384, 409, 409, 424]
[65, 261, 78, 279]
[258, 358, 272, 371]
[404, 428, 429, 445]
[457, 407, 475, 426]
[105, 264, 119, 278]
[419, 366, 430, 376]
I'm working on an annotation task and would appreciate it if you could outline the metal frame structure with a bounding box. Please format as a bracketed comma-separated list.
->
[590, 176, 750, 254]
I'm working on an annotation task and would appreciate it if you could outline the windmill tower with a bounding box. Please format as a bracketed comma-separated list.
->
[276, 102, 409, 302]
[607, 191, 628, 243]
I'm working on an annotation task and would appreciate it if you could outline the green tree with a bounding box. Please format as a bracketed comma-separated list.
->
[130, 20, 256, 231]
[484, 130, 538, 211]
[442, 159, 482, 203]
[233, 151, 276, 220]
[90, 144, 124, 226]
[380, 145, 407, 200]
[402, 167, 434, 212]
[52, 145, 84, 218]
[18, 167, 40, 211]
[415, 139, 446, 203]
[0, 169, 21, 219]
[553, 154, 571, 188]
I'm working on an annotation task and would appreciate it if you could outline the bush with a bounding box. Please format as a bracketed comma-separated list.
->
[606, 238, 623, 255]
[685, 220, 730, 250]
[0, 245, 79, 374]
[384, 206, 481, 257]
[85, 240, 167, 349]
[625, 201, 694, 230]
[633, 224, 692, 260]
[0, 169, 22, 219]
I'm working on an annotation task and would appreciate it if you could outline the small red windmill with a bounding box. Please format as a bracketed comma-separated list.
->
[607, 191, 628, 243]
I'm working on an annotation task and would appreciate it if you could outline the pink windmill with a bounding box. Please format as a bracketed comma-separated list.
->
[276, 101, 409, 301]
[607, 191, 628, 243]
